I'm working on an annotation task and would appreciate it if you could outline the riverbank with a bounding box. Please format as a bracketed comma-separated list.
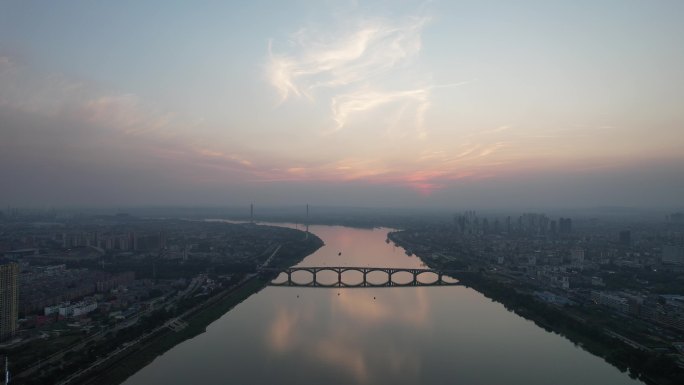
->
[82, 277, 267, 385]
[76, 234, 324, 385]
[388, 230, 684, 385]
[450, 274, 680, 385]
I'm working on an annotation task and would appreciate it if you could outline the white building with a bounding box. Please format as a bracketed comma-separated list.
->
[45, 301, 98, 317]
[591, 291, 629, 313]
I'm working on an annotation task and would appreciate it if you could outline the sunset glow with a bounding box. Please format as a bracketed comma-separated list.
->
[1, 1, 683, 207]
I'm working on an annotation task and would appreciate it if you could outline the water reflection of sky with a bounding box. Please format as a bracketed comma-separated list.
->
[264, 287, 430, 384]
[124, 224, 643, 385]
[263, 226, 431, 384]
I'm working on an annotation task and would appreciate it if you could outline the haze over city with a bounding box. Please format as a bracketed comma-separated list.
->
[4, 3, 684, 385]
[1, 0, 683, 209]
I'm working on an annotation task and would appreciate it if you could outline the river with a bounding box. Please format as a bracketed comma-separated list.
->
[123, 224, 642, 385]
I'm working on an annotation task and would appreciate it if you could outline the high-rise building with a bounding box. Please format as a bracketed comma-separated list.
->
[559, 218, 572, 234]
[0, 263, 19, 341]
[619, 230, 631, 245]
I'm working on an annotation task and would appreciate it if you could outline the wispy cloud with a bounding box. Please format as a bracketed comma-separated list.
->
[0, 54, 506, 195]
[79, 94, 175, 135]
[330, 87, 429, 132]
[268, 17, 427, 100]
[0, 53, 262, 186]
[267, 15, 439, 134]
[0, 55, 176, 136]
[0, 55, 86, 114]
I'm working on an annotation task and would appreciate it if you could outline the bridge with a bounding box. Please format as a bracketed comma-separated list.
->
[258, 266, 466, 288]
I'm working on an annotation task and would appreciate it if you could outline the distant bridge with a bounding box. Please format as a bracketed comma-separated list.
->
[258, 266, 466, 288]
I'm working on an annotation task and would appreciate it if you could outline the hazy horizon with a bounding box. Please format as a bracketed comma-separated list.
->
[2, 1, 683, 209]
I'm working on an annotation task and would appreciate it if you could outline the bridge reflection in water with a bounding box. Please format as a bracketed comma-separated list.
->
[259, 266, 463, 288]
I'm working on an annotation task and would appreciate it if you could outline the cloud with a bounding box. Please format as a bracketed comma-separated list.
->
[0, 54, 177, 136]
[330, 87, 429, 132]
[0, 55, 86, 114]
[79, 94, 174, 135]
[0, 53, 266, 203]
[0, 56, 270, 181]
[268, 17, 427, 99]
[267, 15, 435, 133]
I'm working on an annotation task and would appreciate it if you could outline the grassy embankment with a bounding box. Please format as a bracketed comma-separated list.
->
[81, 234, 323, 385]
[86, 277, 267, 385]
[388, 230, 684, 385]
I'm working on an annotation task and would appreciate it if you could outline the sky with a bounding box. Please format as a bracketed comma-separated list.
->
[1, 0, 683, 209]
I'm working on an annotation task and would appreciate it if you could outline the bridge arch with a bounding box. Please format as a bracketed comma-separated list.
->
[289, 268, 316, 286]
[365, 269, 391, 286]
[415, 270, 441, 285]
[339, 268, 365, 286]
[389, 269, 416, 286]
[315, 267, 342, 286]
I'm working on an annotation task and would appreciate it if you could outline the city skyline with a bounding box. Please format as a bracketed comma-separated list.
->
[1, 1, 683, 208]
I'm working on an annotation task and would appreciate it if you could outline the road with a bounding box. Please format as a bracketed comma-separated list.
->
[54, 274, 258, 385]
[260, 244, 281, 268]
[15, 295, 175, 381]
[19, 245, 273, 383]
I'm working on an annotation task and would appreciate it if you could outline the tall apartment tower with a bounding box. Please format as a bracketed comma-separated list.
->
[0, 263, 18, 341]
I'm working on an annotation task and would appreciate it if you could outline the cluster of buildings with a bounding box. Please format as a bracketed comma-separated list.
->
[18, 264, 135, 315]
[44, 300, 98, 318]
[591, 291, 684, 331]
[452, 211, 573, 238]
[393, 210, 684, 357]
[0, 211, 311, 344]
[60, 231, 167, 252]
[0, 260, 141, 341]
[664, 245, 684, 264]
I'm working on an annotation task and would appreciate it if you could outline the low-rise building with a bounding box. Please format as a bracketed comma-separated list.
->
[45, 300, 98, 318]
[591, 291, 629, 313]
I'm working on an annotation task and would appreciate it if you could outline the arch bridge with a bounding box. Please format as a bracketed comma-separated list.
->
[259, 266, 465, 288]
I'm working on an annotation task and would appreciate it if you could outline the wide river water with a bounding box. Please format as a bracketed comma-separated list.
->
[123, 224, 642, 385]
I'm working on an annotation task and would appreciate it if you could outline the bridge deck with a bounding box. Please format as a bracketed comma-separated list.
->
[259, 266, 467, 288]
[259, 266, 466, 273]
